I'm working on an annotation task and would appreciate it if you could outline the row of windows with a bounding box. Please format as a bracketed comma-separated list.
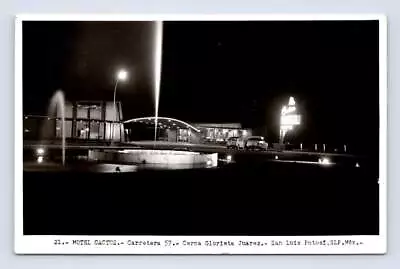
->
[200, 128, 249, 142]
[54, 102, 122, 122]
[170, 128, 250, 143]
[24, 118, 124, 141]
[55, 120, 123, 140]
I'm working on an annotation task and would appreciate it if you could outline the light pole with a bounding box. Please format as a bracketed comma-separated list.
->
[111, 69, 128, 142]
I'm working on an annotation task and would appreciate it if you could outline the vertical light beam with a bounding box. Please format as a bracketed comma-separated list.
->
[153, 21, 163, 145]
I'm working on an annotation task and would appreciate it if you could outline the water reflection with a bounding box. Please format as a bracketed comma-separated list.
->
[88, 163, 138, 173]
[24, 159, 216, 173]
[24, 146, 367, 173]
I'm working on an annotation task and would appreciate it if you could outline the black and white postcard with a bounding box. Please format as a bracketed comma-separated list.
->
[15, 14, 387, 254]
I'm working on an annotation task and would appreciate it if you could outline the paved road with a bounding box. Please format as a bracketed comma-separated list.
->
[24, 140, 356, 158]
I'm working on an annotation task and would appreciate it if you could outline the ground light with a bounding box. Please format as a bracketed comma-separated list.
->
[36, 148, 45, 155]
[37, 156, 44, 164]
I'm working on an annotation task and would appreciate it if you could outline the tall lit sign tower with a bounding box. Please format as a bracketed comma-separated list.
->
[280, 96, 301, 144]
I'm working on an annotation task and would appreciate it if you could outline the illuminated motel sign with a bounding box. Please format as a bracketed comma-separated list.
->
[280, 97, 301, 143]
[281, 114, 301, 126]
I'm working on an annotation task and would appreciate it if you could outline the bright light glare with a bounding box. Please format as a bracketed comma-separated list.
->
[37, 156, 44, 163]
[356, 162, 360, 168]
[227, 155, 232, 162]
[206, 159, 212, 166]
[36, 148, 45, 155]
[281, 106, 287, 115]
[117, 70, 128, 81]
[281, 115, 301, 125]
[289, 96, 296, 106]
[275, 155, 279, 160]
[319, 157, 331, 165]
[280, 125, 293, 131]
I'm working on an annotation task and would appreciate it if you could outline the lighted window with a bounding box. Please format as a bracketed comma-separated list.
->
[56, 120, 73, 138]
[89, 106, 102, 120]
[89, 121, 101, 139]
[76, 121, 89, 139]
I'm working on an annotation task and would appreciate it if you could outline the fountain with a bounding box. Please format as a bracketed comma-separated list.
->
[88, 21, 218, 170]
[41, 90, 66, 166]
[153, 20, 163, 145]
[26, 23, 217, 172]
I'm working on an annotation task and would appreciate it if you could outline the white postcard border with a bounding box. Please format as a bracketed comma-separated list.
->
[14, 13, 387, 255]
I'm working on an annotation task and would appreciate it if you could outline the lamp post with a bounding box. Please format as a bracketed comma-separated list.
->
[111, 69, 128, 142]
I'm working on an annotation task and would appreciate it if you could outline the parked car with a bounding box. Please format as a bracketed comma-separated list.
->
[236, 137, 246, 150]
[245, 136, 268, 151]
[226, 137, 239, 149]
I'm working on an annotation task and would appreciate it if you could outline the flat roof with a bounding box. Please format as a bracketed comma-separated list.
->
[193, 123, 242, 129]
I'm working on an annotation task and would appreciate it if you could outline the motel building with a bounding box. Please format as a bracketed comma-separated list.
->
[24, 101, 125, 143]
[23, 100, 252, 145]
[124, 118, 252, 144]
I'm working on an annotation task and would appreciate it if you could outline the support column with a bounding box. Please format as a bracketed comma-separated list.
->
[71, 102, 77, 139]
[102, 101, 106, 141]
[87, 106, 91, 140]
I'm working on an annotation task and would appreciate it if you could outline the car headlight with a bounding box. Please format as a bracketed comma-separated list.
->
[318, 157, 331, 165]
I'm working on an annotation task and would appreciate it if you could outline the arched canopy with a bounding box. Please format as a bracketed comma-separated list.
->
[124, 116, 200, 132]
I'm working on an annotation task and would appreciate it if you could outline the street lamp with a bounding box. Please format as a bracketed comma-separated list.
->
[117, 69, 128, 81]
[112, 69, 128, 141]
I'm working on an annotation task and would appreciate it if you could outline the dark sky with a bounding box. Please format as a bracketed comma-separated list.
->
[23, 20, 379, 152]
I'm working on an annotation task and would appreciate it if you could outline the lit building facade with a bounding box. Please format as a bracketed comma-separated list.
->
[123, 117, 252, 144]
[23, 101, 125, 142]
[193, 123, 251, 144]
[24, 101, 251, 145]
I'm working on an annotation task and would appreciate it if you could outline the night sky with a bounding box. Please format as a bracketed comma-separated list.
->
[23, 20, 379, 153]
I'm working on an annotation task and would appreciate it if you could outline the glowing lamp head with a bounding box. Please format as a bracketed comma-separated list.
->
[117, 70, 128, 81]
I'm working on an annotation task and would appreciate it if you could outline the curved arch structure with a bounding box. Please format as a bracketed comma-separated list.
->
[124, 116, 201, 133]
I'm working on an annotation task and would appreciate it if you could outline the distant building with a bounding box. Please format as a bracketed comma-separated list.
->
[23, 101, 125, 142]
[124, 117, 252, 144]
[24, 100, 252, 145]
[193, 123, 251, 144]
